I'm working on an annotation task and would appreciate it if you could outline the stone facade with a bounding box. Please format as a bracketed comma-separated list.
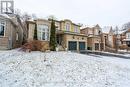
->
[56, 19, 87, 51]
[81, 24, 103, 51]
[27, 19, 51, 51]
[0, 14, 23, 50]
[27, 19, 87, 51]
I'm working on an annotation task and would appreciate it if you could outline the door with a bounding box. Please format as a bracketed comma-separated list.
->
[79, 42, 85, 50]
[68, 41, 77, 50]
[95, 43, 99, 50]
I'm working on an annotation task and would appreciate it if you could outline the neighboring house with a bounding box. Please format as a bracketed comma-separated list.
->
[124, 29, 130, 47]
[0, 14, 23, 50]
[101, 26, 116, 52]
[108, 27, 115, 48]
[27, 19, 87, 51]
[56, 19, 87, 51]
[81, 24, 103, 51]
[119, 29, 130, 50]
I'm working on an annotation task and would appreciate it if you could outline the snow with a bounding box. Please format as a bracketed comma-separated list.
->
[0, 14, 11, 19]
[0, 49, 130, 87]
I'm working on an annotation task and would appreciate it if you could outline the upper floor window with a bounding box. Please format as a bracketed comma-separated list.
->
[74, 26, 79, 33]
[37, 25, 49, 41]
[88, 29, 93, 35]
[65, 23, 70, 31]
[126, 33, 130, 39]
[0, 21, 6, 36]
[95, 29, 99, 35]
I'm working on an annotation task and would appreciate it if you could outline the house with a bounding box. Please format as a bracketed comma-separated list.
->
[123, 29, 130, 47]
[55, 19, 87, 51]
[27, 19, 50, 51]
[118, 29, 130, 50]
[27, 19, 87, 51]
[101, 26, 117, 52]
[0, 14, 23, 50]
[81, 24, 103, 51]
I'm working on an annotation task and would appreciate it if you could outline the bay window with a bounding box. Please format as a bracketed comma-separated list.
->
[0, 21, 6, 36]
[37, 25, 49, 41]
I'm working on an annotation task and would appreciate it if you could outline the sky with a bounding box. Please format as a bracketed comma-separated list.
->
[14, 0, 130, 28]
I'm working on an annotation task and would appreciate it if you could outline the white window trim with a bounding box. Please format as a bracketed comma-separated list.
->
[74, 26, 79, 33]
[65, 23, 71, 31]
[37, 24, 50, 41]
[0, 20, 6, 37]
[126, 33, 130, 39]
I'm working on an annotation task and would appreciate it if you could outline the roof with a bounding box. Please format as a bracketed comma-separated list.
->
[102, 26, 112, 33]
[0, 14, 11, 19]
[81, 24, 101, 30]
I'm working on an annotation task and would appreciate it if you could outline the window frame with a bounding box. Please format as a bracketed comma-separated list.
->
[74, 26, 79, 33]
[37, 24, 50, 41]
[126, 32, 130, 39]
[0, 20, 6, 37]
[65, 23, 71, 31]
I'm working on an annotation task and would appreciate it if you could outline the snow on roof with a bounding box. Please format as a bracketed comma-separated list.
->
[81, 24, 101, 29]
[0, 14, 11, 19]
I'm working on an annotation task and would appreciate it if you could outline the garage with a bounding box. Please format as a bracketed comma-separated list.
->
[79, 42, 85, 50]
[68, 41, 77, 51]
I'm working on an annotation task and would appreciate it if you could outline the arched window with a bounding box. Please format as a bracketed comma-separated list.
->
[66, 23, 70, 31]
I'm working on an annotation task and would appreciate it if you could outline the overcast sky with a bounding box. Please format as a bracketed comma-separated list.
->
[14, 0, 130, 27]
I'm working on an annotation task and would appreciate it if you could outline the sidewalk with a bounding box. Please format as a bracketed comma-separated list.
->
[80, 50, 130, 59]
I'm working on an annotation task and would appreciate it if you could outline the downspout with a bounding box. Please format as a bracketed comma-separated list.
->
[8, 20, 13, 49]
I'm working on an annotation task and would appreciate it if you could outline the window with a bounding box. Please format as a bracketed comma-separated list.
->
[66, 23, 70, 31]
[0, 21, 6, 36]
[37, 25, 49, 41]
[16, 33, 19, 41]
[126, 33, 130, 39]
[74, 26, 79, 33]
[95, 29, 99, 35]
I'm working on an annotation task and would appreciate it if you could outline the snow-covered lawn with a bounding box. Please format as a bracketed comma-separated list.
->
[0, 49, 130, 87]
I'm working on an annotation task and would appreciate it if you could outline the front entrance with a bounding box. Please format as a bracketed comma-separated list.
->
[79, 42, 85, 50]
[68, 41, 77, 51]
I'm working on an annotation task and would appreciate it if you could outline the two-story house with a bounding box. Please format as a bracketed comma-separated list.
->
[121, 29, 130, 49]
[56, 19, 88, 51]
[81, 24, 103, 51]
[27, 19, 87, 51]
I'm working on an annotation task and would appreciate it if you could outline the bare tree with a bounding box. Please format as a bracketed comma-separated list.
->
[122, 22, 130, 31]
[47, 15, 57, 20]
[14, 9, 32, 44]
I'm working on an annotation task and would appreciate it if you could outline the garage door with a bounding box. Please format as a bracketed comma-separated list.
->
[79, 42, 85, 50]
[68, 41, 77, 50]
